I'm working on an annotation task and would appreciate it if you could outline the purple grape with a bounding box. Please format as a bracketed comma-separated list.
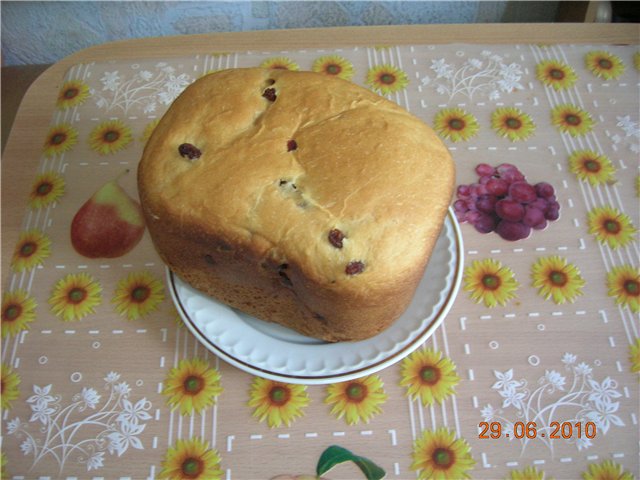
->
[496, 163, 525, 183]
[534, 182, 555, 199]
[475, 163, 496, 177]
[473, 212, 498, 234]
[457, 184, 471, 198]
[508, 181, 537, 203]
[496, 220, 532, 241]
[486, 178, 509, 196]
[522, 205, 545, 227]
[469, 183, 488, 197]
[465, 210, 481, 223]
[479, 175, 492, 185]
[532, 219, 548, 230]
[529, 197, 549, 213]
[476, 194, 498, 214]
[495, 199, 525, 222]
[454, 199, 469, 214]
[545, 201, 560, 221]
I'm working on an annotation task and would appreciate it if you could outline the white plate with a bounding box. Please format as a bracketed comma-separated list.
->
[168, 209, 464, 385]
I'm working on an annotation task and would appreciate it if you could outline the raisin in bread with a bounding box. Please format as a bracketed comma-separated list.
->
[138, 67, 454, 342]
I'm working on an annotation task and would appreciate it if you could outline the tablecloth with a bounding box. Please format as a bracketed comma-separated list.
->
[1, 40, 638, 479]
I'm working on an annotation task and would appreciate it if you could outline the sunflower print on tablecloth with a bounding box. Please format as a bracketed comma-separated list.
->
[551, 104, 595, 137]
[491, 107, 536, 142]
[162, 357, 223, 416]
[463, 259, 519, 308]
[581, 459, 634, 480]
[89, 119, 133, 155]
[607, 265, 639, 313]
[507, 465, 551, 480]
[112, 271, 164, 321]
[634, 51, 640, 71]
[49, 273, 102, 322]
[312, 55, 354, 81]
[585, 50, 625, 80]
[535, 59, 577, 91]
[11, 230, 52, 273]
[2, 290, 37, 338]
[325, 374, 387, 425]
[29, 171, 65, 210]
[1, 363, 21, 410]
[411, 427, 475, 480]
[260, 56, 299, 71]
[400, 348, 460, 406]
[434, 108, 479, 143]
[366, 64, 409, 95]
[587, 206, 637, 249]
[158, 437, 223, 480]
[43, 123, 78, 157]
[140, 118, 160, 144]
[531, 256, 585, 305]
[247, 377, 310, 428]
[56, 79, 90, 110]
[568, 150, 616, 186]
[629, 338, 640, 374]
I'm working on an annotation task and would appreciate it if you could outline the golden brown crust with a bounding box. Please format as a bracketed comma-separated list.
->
[138, 67, 454, 342]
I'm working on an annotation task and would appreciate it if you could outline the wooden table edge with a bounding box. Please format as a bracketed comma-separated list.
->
[2, 23, 639, 281]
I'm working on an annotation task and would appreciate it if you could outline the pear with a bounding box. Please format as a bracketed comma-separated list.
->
[71, 171, 145, 258]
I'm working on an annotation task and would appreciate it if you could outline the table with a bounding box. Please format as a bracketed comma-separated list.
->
[2, 24, 639, 479]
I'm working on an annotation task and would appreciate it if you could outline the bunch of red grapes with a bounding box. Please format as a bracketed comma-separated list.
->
[454, 163, 560, 241]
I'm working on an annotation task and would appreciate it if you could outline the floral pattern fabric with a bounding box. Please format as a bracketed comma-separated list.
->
[1, 42, 638, 478]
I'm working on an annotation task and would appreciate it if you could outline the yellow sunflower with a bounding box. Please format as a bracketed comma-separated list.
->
[43, 123, 78, 157]
[585, 51, 625, 80]
[411, 427, 475, 480]
[112, 271, 164, 321]
[434, 108, 480, 143]
[582, 459, 634, 480]
[49, 273, 102, 322]
[400, 348, 460, 406]
[312, 55, 355, 81]
[464, 259, 519, 308]
[260, 57, 299, 71]
[11, 230, 52, 272]
[491, 107, 536, 142]
[56, 79, 90, 110]
[508, 465, 550, 480]
[607, 265, 640, 313]
[140, 118, 160, 144]
[1, 363, 21, 410]
[325, 374, 387, 425]
[2, 290, 37, 338]
[551, 104, 594, 137]
[634, 52, 640, 71]
[630, 338, 640, 374]
[247, 377, 310, 428]
[89, 119, 133, 155]
[29, 171, 65, 209]
[531, 256, 585, 305]
[162, 357, 223, 415]
[568, 150, 616, 186]
[366, 64, 409, 95]
[535, 59, 578, 91]
[587, 206, 637, 249]
[158, 437, 223, 480]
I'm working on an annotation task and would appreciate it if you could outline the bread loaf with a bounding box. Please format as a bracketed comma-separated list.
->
[138, 67, 454, 342]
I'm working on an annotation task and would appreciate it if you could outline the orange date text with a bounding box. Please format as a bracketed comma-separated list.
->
[478, 421, 597, 440]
